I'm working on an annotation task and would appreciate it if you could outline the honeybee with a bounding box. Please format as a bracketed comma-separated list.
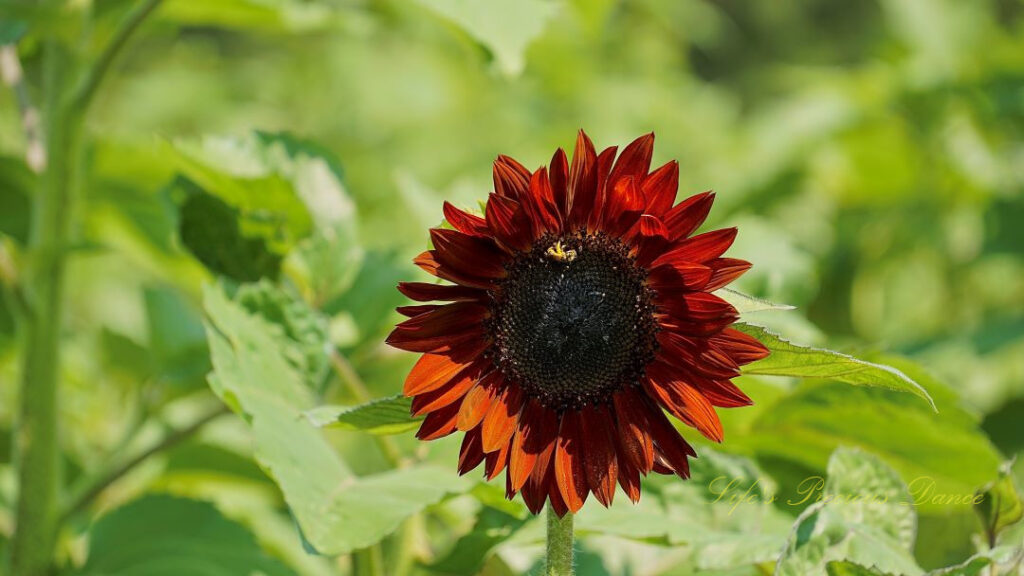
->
[545, 241, 577, 263]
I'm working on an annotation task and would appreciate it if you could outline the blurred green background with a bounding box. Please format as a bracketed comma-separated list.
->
[1, 0, 1022, 574]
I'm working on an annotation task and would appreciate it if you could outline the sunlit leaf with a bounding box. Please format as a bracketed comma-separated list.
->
[75, 494, 294, 576]
[414, 0, 558, 75]
[159, 0, 337, 32]
[735, 323, 935, 410]
[204, 283, 471, 554]
[306, 395, 419, 435]
[716, 288, 795, 314]
[776, 447, 922, 576]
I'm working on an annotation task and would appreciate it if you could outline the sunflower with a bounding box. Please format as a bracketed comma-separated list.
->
[387, 131, 768, 516]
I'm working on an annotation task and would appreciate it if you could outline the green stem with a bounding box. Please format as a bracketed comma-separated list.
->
[72, 0, 164, 111]
[60, 404, 228, 522]
[351, 546, 384, 576]
[9, 2, 163, 573]
[545, 507, 574, 576]
[329, 351, 405, 468]
[10, 39, 79, 576]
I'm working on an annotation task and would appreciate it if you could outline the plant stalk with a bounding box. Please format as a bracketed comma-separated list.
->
[545, 507, 574, 576]
[10, 39, 79, 576]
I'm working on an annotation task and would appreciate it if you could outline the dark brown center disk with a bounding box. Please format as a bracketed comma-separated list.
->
[488, 233, 658, 412]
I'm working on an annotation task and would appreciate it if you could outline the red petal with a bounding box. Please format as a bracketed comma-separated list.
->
[656, 292, 739, 336]
[579, 404, 618, 506]
[617, 458, 643, 503]
[481, 384, 524, 453]
[414, 250, 496, 290]
[521, 167, 561, 235]
[523, 431, 558, 514]
[709, 327, 770, 365]
[704, 258, 752, 291]
[509, 400, 558, 493]
[664, 191, 715, 241]
[396, 304, 438, 318]
[388, 302, 489, 353]
[646, 262, 713, 293]
[697, 379, 753, 408]
[443, 201, 489, 237]
[397, 281, 485, 303]
[485, 193, 533, 252]
[458, 427, 486, 475]
[645, 362, 724, 442]
[416, 400, 462, 440]
[608, 133, 654, 190]
[657, 331, 741, 380]
[547, 472, 569, 517]
[484, 435, 511, 480]
[550, 148, 569, 218]
[587, 146, 618, 232]
[456, 371, 501, 431]
[653, 228, 738, 267]
[567, 130, 598, 231]
[410, 367, 482, 416]
[430, 228, 508, 279]
[554, 411, 589, 513]
[641, 161, 678, 216]
[644, 400, 696, 478]
[657, 291, 737, 327]
[403, 353, 478, 396]
[493, 155, 531, 199]
[612, 391, 655, 472]
[602, 176, 645, 237]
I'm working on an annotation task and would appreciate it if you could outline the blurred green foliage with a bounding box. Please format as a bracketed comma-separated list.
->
[1, 0, 1022, 574]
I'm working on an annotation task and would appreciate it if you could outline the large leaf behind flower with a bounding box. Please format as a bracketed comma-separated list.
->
[203, 283, 472, 554]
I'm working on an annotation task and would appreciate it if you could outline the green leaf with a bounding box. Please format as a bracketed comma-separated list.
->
[306, 395, 419, 435]
[574, 449, 794, 570]
[159, 0, 337, 32]
[827, 561, 896, 576]
[974, 462, 1024, 539]
[715, 288, 795, 314]
[926, 554, 994, 576]
[76, 494, 294, 576]
[414, 0, 558, 75]
[234, 280, 331, 390]
[736, 370, 1002, 515]
[204, 283, 471, 554]
[776, 447, 922, 576]
[428, 506, 530, 575]
[734, 323, 936, 410]
[0, 156, 33, 245]
[174, 176, 287, 281]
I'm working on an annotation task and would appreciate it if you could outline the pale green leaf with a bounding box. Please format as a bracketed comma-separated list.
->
[76, 494, 294, 576]
[203, 283, 471, 554]
[414, 0, 559, 75]
[776, 448, 922, 576]
[827, 561, 896, 576]
[734, 323, 935, 410]
[715, 288, 795, 314]
[160, 0, 337, 32]
[305, 395, 420, 435]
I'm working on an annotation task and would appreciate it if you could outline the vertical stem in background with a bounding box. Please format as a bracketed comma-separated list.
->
[545, 507, 575, 576]
[10, 40, 80, 576]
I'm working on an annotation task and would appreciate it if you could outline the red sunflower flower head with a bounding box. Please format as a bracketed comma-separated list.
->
[387, 131, 769, 516]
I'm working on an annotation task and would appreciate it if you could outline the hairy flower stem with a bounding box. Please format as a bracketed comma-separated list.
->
[10, 40, 80, 576]
[545, 507, 575, 576]
[9, 3, 163, 573]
